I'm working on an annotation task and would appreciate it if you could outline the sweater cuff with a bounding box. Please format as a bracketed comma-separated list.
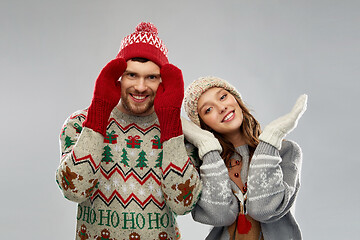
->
[202, 150, 225, 165]
[258, 127, 285, 150]
[197, 139, 222, 160]
[254, 141, 279, 157]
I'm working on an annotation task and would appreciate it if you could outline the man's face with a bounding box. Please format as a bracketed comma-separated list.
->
[118, 60, 161, 116]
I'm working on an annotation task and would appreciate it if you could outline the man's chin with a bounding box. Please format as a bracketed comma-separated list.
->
[125, 104, 154, 116]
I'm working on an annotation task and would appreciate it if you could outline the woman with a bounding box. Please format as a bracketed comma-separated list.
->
[182, 76, 307, 240]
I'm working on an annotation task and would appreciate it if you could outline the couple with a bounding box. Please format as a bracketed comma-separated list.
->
[56, 22, 307, 240]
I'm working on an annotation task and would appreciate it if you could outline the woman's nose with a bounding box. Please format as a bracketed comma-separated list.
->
[219, 104, 227, 113]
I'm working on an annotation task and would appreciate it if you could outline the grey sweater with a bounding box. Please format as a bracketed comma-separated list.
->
[191, 140, 302, 240]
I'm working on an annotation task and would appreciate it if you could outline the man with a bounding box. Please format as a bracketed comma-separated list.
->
[56, 22, 202, 240]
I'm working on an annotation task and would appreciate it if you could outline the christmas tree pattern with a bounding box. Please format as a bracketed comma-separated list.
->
[135, 150, 148, 170]
[64, 135, 75, 150]
[155, 151, 163, 168]
[101, 145, 114, 164]
[120, 148, 130, 167]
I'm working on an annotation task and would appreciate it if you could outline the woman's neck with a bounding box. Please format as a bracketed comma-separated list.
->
[224, 130, 246, 148]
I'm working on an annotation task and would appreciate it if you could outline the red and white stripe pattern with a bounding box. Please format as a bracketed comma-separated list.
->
[119, 22, 168, 57]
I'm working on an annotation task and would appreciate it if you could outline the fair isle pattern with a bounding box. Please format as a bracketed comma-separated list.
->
[161, 157, 192, 179]
[197, 152, 232, 206]
[57, 107, 202, 239]
[64, 112, 193, 209]
[90, 189, 165, 209]
[119, 23, 168, 57]
[248, 154, 284, 201]
[70, 151, 192, 208]
[71, 152, 164, 209]
[107, 117, 161, 135]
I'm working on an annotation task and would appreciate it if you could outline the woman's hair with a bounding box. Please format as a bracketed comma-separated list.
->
[199, 95, 261, 165]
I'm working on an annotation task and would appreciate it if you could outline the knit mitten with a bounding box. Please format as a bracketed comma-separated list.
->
[83, 58, 127, 136]
[259, 94, 308, 150]
[181, 117, 222, 159]
[154, 64, 184, 143]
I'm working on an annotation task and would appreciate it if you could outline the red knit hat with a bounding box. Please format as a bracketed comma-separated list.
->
[116, 22, 169, 67]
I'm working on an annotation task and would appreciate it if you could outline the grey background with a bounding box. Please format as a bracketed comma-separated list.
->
[1, 0, 359, 239]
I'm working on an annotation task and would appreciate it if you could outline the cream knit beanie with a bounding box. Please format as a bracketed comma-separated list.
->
[184, 76, 242, 126]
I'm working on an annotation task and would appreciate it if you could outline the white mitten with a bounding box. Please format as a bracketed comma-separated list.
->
[259, 94, 308, 150]
[181, 117, 222, 159]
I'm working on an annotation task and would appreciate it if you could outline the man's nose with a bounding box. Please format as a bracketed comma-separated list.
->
[134, 79, 147, 92]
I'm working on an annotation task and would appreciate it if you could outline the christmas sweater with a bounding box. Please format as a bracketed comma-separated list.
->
[191, 140, 302, 240]
[56, 107, 202, 240]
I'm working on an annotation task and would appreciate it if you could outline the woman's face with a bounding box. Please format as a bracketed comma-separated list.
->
[197, 87, 243, 136]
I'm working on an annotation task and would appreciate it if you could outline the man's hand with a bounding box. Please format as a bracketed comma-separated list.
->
[83, 58, 127, 136]
[154, 64, 184, 143]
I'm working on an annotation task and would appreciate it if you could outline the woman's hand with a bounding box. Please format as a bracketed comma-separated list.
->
[181, 117, 222, 159]
[259, 94, 308, 149]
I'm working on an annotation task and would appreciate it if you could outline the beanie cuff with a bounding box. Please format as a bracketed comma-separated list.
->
[117, 43, 168, 67]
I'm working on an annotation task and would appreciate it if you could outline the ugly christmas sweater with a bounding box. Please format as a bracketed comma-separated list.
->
[56, 107, 202, 240]
[191, 140, 302, 240]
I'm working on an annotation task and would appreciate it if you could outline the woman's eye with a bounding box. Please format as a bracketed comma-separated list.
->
[220, 94, 227, 100]
[205, 107, 212, 114]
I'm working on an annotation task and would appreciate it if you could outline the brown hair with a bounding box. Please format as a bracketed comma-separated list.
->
[130, 57, 149, 63]
[199, 95, 261, 165]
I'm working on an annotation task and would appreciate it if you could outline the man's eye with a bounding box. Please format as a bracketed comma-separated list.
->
[148, 75, 158, 80]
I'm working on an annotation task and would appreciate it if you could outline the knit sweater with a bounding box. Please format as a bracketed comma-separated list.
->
[56, 107, 202, 240]
[191, 140, 302, 240]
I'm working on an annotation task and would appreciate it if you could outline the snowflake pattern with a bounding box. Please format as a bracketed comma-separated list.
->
[104, 183, 112, 193]
[138, 188, 146, 197]
[114, 144, 121, 152]
[121, 185, 128, 193]
[218, 180, 231, 199]
[112, 178, 121, 188]
[129, 182, 136, 190]
[149, 150, 155, 156]
[259, 171, 271, 189]
[248, 167, 283, 197]
[202, 181, 216, 197]
[148, 182, 155, 192]
[156, 188, 163, 198]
